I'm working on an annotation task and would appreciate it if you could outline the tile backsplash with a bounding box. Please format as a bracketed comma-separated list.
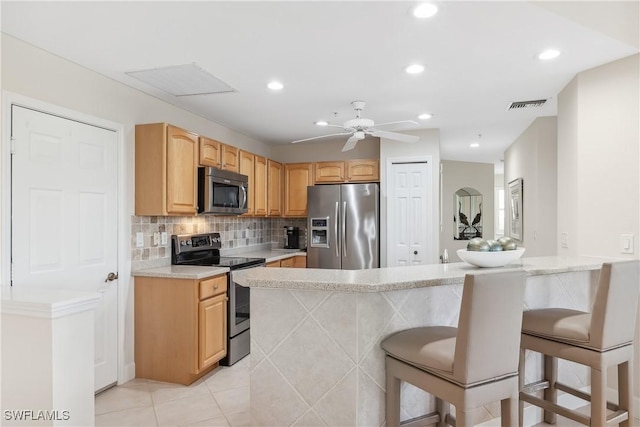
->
[131, 215, 306, 264]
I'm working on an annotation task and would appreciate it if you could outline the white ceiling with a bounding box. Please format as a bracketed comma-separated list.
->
[2, 1, 638, 170]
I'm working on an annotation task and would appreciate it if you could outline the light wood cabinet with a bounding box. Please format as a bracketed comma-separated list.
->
[347, 159, 379, 182]
[315, 161, 345, 183]
[284, 163, 313, 217]
[199, 136, 239, 172]
[239, 150, 255, 216]
[135, 123, 198, 216]
[254, 156, 268, 216]
[266, 260, 281, 268]
[135, 274, 227, 385]
[280, 257, 294, 268]
[267, 160, 283, 216]
[293, 256, 307, 268]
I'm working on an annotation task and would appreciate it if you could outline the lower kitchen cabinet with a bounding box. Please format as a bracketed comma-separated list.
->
[280, 257, 294, 268]
[266, 260, 281, 268]
[267, 256, 306, 268]
[293, 255, 307, 268]
[135, 274, 228, 385]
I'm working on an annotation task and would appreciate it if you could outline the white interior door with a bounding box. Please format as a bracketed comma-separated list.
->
[11, 105, 118, 392]
[387, 161, 432, 266]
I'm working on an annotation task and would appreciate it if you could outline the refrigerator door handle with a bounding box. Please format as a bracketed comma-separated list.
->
[342, 201, 347, 257]
[335, 202, 340, 257]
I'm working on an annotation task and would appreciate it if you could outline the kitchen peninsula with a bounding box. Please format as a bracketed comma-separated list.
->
[233, 256, 618, 426]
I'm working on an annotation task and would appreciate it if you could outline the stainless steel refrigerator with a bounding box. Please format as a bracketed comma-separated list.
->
[307, 183, 379, 270]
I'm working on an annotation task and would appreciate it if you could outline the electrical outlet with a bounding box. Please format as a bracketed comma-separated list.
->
[153, 232, 160, 246]
[620, 234, 634, 254]
[161, 232, 168, 245]
[560, 232, 569, 248]
[136, 232, 144, 248]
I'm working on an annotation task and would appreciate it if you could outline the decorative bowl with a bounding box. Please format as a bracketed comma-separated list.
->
[457, 248, 526, 268]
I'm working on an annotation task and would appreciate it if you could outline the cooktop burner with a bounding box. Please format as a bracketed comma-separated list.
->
[171, 233, 265, 270]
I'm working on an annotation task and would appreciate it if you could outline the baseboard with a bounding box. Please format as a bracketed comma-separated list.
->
[119, 362, 135, 385]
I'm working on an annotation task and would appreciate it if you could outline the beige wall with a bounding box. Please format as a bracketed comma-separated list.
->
[380, 129, 440, 266]
[504, 116, 558, 257]
[271, 138, 379, 163]
[557, 53, 639, 400]
[440, 160, 495, 263]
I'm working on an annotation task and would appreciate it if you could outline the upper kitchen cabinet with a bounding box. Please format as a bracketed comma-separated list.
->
[239, 150, 255, 216]
[347, 159, 379, 182]
[135, 123, 198, 216]
[199, 137, 239, 172]
[254, 156, 268, 216]
[315, 161, 345, 183]
[284, 163, 313, 217]
[267, 160, 283, 216]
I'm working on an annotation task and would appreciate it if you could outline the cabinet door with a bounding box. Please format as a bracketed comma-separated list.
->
[266, 260, 281, 268]
[284, 163, 313, 217]
[280, 257, 294, 268]
[239, 150, 255, 215]
[267, 160, 283, 216]
[199, 293, 227, 370]
[293, 256, 307, 268]
[315, 161, 345, 183]
[347, 159, 379, 182]
[221, 144, 239, 172]
[254, 156, 267, 216]
[199, 136, 222, 168]
[167, 126, 198, 215]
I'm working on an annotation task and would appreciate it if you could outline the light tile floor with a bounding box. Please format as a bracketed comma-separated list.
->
[95, 358, 250, 427]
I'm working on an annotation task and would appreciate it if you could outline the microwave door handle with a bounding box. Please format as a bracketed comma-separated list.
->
[240, 184, 247, 209]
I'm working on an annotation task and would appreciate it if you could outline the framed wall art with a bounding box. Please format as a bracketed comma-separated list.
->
[508, 178, 523, 241]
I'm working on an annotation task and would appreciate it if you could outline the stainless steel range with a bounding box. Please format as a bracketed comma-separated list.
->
[171, 232, 265, 366]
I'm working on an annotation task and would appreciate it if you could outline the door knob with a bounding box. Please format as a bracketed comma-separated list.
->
[105, 272, 118, 282]
[414, 251, 418, 255]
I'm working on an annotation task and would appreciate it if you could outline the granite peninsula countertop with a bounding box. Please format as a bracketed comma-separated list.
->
[132, 248, 306, 279]
[233, 255, 619, 293]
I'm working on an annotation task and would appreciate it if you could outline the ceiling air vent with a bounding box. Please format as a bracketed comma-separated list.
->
[126, 63, 235, 96]
[507, 99, 547, 111]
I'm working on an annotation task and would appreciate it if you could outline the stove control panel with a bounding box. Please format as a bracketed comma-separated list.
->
[172, 232, 222, 254]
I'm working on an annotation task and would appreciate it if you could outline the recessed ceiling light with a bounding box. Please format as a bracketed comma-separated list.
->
[413, 3, 438, 18]
[267, 81, 284, 90]
[538, 49, 560, 60]
[470, 143, 480, 148]
[315, 121, 328, 126]
[418, 113, 432, 120]
[405, 64, 425, 74]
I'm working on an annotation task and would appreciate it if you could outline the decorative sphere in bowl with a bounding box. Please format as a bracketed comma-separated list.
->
[497, 236, 518, 251]
[457, 248, 526, 268]
[486, 240, 504, 251]
[467, 238, 490, 252]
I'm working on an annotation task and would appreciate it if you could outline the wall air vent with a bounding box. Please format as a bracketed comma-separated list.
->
[507, 99, 547, 111]
[126, 63, 235, 96]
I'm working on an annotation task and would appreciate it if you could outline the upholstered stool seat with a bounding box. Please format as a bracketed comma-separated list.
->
[519, 260, 640, 427]
[382, 270, 526, 427]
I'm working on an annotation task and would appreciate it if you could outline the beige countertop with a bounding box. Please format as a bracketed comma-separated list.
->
[232, 255, 618, 293]
[131, 248, 306, 279]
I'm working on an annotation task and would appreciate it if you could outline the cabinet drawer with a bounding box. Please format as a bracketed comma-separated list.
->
[266, 260, 281, 268]
[199, 275, 227, 300]
[280, 257, 294, 268]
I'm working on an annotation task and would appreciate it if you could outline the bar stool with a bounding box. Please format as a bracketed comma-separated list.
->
[519, 260, 640, 427]
[381, 270, 527, 427]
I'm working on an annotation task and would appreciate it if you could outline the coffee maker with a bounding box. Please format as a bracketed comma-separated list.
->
[284, 226, 300, 249]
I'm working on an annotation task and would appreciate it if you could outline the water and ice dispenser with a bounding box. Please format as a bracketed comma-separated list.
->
[310, 218, 329, 247]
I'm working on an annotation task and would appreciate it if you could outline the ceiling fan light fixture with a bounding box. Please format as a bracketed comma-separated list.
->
[413, 3, 438, 18]
[315, 120, 328, 126]
[418, 113, 432, 120]
[267, 81, 284, 91]
[404, 64, 425, 75]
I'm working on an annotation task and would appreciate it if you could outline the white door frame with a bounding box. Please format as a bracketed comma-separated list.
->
[1, 90, 130, 385]
[384, 155, 435, 266]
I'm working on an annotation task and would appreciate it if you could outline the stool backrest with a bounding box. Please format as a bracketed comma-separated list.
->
[590, 260, 640, 349]
[453, 270, 526, 385]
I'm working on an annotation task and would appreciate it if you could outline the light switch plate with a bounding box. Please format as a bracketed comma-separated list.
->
[136, 232, 144, 248]
[620, 234, 634, 254]
[560, 232, 569, 248]
[153, 232, 160, 246]
[161, 232, 168, 245]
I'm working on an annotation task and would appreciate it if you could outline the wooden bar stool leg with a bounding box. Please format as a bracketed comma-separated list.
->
[591, 367, 607, 427]
[501, 397, 518, 427]
[618, 361, 633, 427]
[386, 370, 401, 427]
[543, 355, 558, 424]
[436, 397, 450, 427]
[518, 348, 525, 427]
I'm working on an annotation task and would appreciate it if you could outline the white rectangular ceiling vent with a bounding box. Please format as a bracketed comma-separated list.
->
[126, 63, 234, 96]
[507, 99, 547, 111]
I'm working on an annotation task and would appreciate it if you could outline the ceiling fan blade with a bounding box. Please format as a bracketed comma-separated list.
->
[342, 134, 362, 152]
[370, 130, 420, 143]
[292, 132, 353, 144]
[373, 120, 419, 130]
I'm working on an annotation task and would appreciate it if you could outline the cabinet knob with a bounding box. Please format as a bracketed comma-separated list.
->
[413, 251, 418, 255]
[213, 285, 219, 290]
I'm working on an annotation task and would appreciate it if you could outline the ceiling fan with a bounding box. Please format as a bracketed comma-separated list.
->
[292, 101, 420, 152]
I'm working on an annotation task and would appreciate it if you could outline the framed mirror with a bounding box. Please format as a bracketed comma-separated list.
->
[454, 187, 482, 240]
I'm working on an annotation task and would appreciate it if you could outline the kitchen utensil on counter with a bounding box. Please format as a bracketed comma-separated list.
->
[284, 226, 300, 249]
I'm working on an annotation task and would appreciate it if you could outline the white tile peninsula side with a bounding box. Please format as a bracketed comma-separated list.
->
[233, 256, 618, 427]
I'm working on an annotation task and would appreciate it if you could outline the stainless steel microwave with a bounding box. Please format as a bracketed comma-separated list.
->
[198, 167, 248, 215]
